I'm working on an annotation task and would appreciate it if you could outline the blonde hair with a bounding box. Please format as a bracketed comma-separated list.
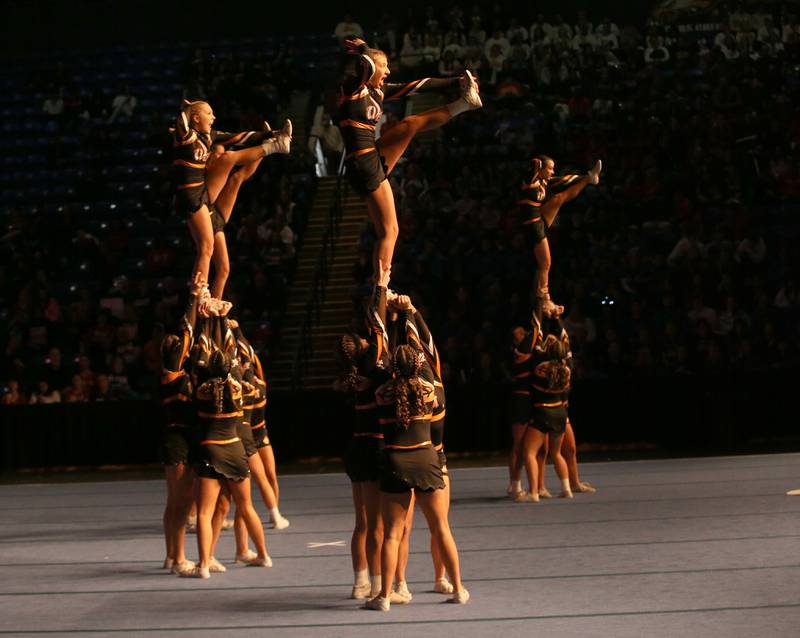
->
[182, 99, 210, 123]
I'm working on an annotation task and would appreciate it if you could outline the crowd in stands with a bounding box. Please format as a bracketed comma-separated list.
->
[2, 1, 799, 405]
[349, 0, 800, 385]
[1, 43, 313, 404]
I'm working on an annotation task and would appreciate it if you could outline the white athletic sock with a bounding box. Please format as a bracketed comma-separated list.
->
[355, 569, 369, 586]
[269, 507, 282, 522]
[370, 574, 382, 596]
[560, 478, 573, 496]
[513, 480, 522, 493]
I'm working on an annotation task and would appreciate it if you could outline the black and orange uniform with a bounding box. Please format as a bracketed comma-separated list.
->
[159, 293, 200, 465]
[249, 354, 270, 449]
[172, 125, 270, 227]
[229, 322, 269, 449]
[518, 163, 583, 244]
[345, 285, 391, 483]
[194, 373, 249, 481]
[509, 319, 540, 427]
[232, 367, 259, 458]
[401, 308, 449, 473]
[375, 377, 441, 493]
[337, 52, 458, 194]
[529, 316, 573, 435]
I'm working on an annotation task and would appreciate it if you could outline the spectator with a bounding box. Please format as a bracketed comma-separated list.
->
[108, 85, 137, 123]
[1, 379, 26, 406]
[29, 380, 61, 404]
[334, 14, 364, 42]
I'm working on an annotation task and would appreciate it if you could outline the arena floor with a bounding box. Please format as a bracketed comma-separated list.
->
[1, 453, 799, 637]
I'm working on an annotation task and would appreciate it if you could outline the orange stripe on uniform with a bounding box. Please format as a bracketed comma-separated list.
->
[177, 182, 204, 190]
[220, 132, 246, 146]
[340, 119, 375, 131]
[197, 410, 244, 419]
[201, 436, 241, 445]
[385, 440, 432, 450]
[346, 147, 376, 160]
[173, 159, 205, 169]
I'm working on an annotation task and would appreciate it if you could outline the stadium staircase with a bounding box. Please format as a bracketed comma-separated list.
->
[268, 177, 367, 391]
[269, 91, 450, 391]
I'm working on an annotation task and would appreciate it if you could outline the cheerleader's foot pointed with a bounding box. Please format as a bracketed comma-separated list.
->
[263, 119, 292, 155]
[588, 159, 602, 185]
[461, 70, 482, 109]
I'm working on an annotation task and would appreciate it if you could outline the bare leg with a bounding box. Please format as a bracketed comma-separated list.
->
[351, 483, 368, 574]
[539, 176, 593, 227]
[195, 477, 222, 569]
[538, 436, 549, 496]
[205, 146, 269, 203]
[416, 488, 467, 598]
[549, 433, 573, 497]
[563, 420, 595, 492]
[212, 159, 263, 222]
[377, 107, 453, 173]
[258, 444, 281, 507]
[379, 491, 412, 599]
[520, 427, 547, 500]
[227, 478, 269, 561]
[431, 473, 450, 582]
[249, 449, 279, 510]
[210, 232, 230, 300]
[164, 464, 194, 565]
[233, 507, 249, 556]
[364, 180, 398, 280]
[396, 491, 415, 585]
[509, 422, 527, 488]
[362, 481, 383, 584]
[533, 238, 553, 301]
[210, 490, 230, 559]
[186, 206, 215, 284]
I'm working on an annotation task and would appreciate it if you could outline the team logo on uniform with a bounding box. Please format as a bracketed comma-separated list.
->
[365, 104, 381, 122]
[194, 147, 209, 162]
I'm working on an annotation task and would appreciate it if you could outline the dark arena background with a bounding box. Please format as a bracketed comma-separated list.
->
[1, 0, 799, 636]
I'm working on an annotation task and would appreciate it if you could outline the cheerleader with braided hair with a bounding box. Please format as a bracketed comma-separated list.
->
[516, 311, 575, 502]
[367, 344, 469, 611]
[335, 260, 392, 599]
[184, 348, 271, 578]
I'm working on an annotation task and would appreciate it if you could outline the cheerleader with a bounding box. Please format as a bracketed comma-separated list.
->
[366, 344, 468, 610]
[183, 347, 270, 578]
[516, 310, 574, 502]
[335, 261, 392, 599]
[392, 294, 454, 596]
[518, 156, 602, 317]
[159, 289, 201, 575]
[337, 37, 481, 280]
[172, 100, 291, 315]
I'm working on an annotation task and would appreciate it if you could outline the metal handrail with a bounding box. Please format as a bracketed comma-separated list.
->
[289, 148, 346, 391]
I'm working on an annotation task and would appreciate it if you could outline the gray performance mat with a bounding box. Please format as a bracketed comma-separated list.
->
[1, 454, 799, 637]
